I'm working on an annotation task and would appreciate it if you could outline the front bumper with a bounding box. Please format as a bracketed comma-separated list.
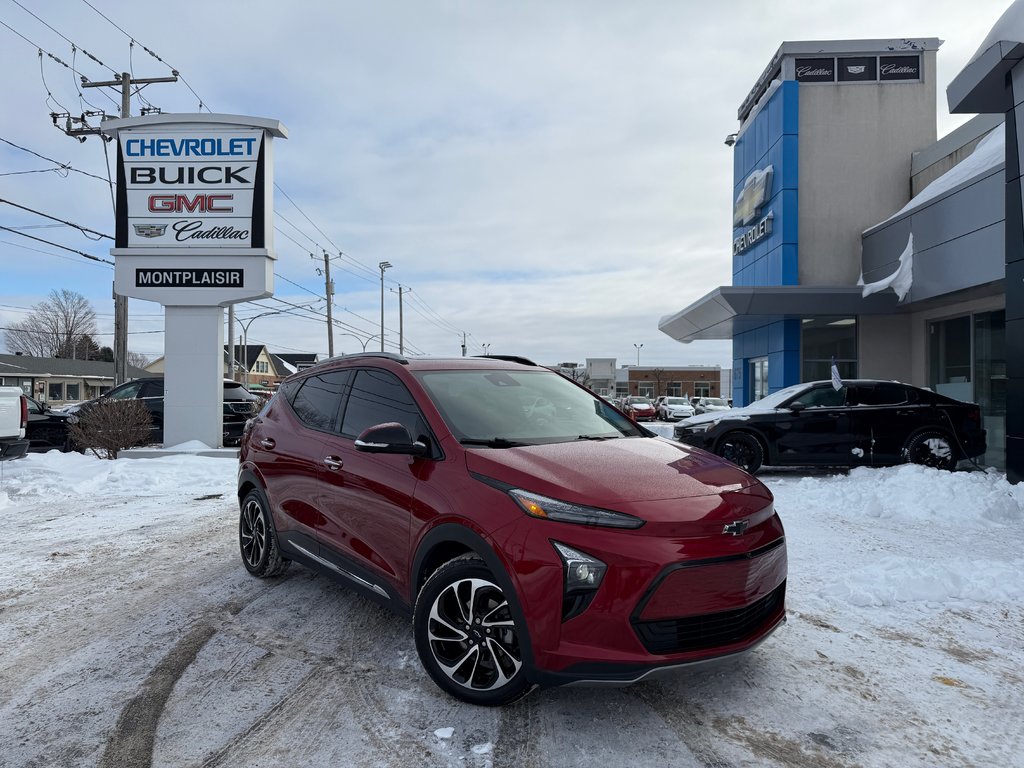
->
[493, 505, 787, 687]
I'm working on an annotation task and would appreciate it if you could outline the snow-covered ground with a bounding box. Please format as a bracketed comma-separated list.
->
[1, 447, 1022, 767]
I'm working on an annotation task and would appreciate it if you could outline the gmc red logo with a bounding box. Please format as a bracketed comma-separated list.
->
[147, 194, 235, 213]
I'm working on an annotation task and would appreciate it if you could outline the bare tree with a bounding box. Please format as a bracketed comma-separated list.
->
[127, 351, 150, 369]
[3, 290, 98, 358]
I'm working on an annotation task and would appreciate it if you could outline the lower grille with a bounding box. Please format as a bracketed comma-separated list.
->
[633, 582, 785, 655]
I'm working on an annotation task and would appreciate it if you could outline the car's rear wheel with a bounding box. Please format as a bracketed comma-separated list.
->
[904, 431, 957, 471]
[414, 556, 530, 706]
[716, 431, 764, 474]
[239, 488, 290, 577]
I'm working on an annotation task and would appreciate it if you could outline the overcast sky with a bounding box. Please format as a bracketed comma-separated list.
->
[0, 0, 1012, 369]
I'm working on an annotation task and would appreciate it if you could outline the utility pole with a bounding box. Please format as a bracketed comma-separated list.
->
[461, 332, 467, 357]
[76, 70, 178, 385]
[378, 261, 392, 352]
[323, 252, 335, 357]
[227, 305, 235, 380]
[390, 285, 409, 355]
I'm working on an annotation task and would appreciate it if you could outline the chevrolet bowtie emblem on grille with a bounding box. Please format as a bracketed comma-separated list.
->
[722, 520, 749, 536]
[133, 223, 167, 238]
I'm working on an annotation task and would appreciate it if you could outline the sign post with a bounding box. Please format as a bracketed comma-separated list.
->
[101, 114, 287, 448]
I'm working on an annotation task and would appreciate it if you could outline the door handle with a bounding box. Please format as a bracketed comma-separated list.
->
[323, 456, 343, 470]
[259, 438, 276, 450]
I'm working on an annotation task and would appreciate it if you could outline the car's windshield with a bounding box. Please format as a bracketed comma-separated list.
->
[628, 397, 652, 404]
[704, 398, 727, 406]
[743, 382, 810, 411]
[416, 369, 644, 444]
[666, 398, 688, 405]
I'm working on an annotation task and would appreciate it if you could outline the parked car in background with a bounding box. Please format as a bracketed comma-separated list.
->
[693, 397, 731, 415]
[238, 353, 787, 705]
[674, 379, 986, 474]
[656, 396, 695, 421]
[25, 396, 75, 452]
[621, 395, 657, 422]
[68, 378, 261, 446]
[0, 386, 29, 461]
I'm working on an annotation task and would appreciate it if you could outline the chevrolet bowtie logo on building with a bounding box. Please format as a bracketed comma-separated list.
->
[133, 223, 168, 238]
[733, 166, 773, 227]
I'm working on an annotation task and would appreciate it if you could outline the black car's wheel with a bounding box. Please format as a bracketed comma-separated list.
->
[414, 556, 530, 706]
[716, 431, 764, 474]
[239, 488, 290, 577]
[904, 432, 957, 471]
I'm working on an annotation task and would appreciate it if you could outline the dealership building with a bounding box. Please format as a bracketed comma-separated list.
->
[659, 39, 1011, 470]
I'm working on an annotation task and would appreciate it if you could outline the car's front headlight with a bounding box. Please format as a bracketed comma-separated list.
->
[682, 421, 716, 433]
[509, 489, 644, 529]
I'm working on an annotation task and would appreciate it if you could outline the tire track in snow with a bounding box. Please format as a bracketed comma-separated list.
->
[98, 599, 249, 768]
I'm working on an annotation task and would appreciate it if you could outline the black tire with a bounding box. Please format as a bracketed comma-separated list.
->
[413, 555, 530, 706]
[716, 431, 764, 474]
[239, 488, 290, 577]
[904, 431, 957, 471]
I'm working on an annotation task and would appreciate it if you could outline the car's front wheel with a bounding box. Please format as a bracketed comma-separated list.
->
[904, 431, 957, 471]
[716, 431, 764, 474]
[414, 556, 530, 706]
[239, 488, 290, 577]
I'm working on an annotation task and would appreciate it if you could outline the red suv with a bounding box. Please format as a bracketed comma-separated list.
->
[238, 354, 786, 705]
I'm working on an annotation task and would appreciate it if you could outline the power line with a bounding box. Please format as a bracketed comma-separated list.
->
[0, 226, 113, 265]
[9, 0, 118, 75]
[0, 237, 111, 269]
[0, 198, 113, 240]
[0, 135, 113, 184]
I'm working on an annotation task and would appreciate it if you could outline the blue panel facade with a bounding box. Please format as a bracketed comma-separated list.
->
[731, 81, 800, 406]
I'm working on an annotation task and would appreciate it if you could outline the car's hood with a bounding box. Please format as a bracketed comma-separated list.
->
[464, 436, 759, 503]
[680, 408, 747, 426]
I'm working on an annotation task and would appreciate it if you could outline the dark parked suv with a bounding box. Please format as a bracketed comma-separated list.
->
[70, 377, 261, 446]
[238, 353, 787, 705]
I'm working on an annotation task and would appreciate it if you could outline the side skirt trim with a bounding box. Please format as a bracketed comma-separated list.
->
[290, 542, 390, 599]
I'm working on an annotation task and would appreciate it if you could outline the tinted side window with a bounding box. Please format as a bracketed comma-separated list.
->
[790, 385, 847, 408]
[856, 383, 914, 406]
[143, 380, 164, 398]
[278, 378, 302, 405]
[106, 381, 143, 400]
[291, 370, 351, 431]
[341, 369, 426, 439]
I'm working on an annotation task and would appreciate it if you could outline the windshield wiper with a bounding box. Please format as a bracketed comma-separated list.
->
[576, 434, 621, 441]
[459, 438, 529, 448]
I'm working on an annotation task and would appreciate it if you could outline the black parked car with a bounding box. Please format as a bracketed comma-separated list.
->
[673, 379, 986, 473]
[68, 378, 262, 446]
[25, 396, 75, 452]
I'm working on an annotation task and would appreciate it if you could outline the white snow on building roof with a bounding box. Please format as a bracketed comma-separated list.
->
[969, 0, 1024, 65]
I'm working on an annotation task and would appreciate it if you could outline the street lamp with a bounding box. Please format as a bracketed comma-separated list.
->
[633, 343, 643, 367]
[236, 305, 316, 387]
[482, 343, 491, 355]
[335, 332, 380, 353]
[378, 261, 392, 352]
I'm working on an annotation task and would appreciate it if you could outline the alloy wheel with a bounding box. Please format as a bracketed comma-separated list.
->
[240, 498, 268, 569]
[426, 577, 523, 692]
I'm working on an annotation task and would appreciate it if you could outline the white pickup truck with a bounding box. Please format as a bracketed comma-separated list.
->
[0, 386, 30, 461]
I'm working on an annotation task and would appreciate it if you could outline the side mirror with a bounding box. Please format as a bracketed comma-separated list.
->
[788, 402, 806, 413]
[354, 422, 428, 457]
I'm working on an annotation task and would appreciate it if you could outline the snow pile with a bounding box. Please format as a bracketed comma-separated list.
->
[862, 232, 914, 301]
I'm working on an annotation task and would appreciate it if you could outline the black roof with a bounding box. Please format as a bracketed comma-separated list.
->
[0, 354, 149, 379]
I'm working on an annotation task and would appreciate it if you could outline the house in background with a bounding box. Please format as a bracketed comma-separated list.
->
[145, 346, 322, 390]
[0, 353, 149, 405]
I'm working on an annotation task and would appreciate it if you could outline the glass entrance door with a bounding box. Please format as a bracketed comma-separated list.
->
[750, 357, 769, 402]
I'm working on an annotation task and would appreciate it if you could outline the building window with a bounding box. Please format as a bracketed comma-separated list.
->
[65, 383, 81, 401]
[49, 382, 64, 401]
[750, 358, 769, 401]
[638, 383, 655, 397]
[694, 382, 711, 397]
[802, 317, 858, 382]
[929, 315, 972, 398]
[667, 382, 682, 396]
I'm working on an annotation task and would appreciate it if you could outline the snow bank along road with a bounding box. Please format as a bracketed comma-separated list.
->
[1, 451, 1022, 767]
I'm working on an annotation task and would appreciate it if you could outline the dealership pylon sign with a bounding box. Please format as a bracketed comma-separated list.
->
[101, 114, 288, 447]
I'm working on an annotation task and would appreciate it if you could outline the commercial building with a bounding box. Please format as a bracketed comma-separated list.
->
[659, 39, 1009, 469]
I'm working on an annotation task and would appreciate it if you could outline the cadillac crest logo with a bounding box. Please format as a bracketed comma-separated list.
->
[133, 223, 168, 238]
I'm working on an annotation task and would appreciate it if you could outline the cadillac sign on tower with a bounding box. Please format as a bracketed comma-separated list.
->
[101, 114, 288, 447]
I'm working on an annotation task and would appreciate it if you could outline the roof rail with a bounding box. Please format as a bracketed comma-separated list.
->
[320, 351, 409, 365]
[475, 354, 538, 367]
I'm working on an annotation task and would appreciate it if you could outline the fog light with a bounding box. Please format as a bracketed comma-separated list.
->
[552, 541, 607, 594]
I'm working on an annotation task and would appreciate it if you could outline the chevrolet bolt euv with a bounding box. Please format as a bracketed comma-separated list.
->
[238, 353, 787, 705]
